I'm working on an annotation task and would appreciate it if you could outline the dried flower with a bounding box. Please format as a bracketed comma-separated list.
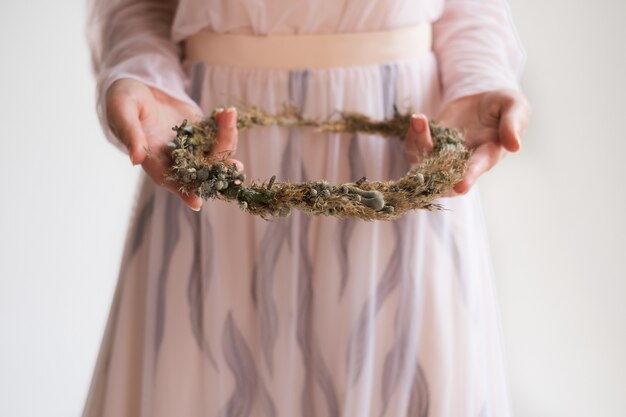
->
[164, 104, 470, 221]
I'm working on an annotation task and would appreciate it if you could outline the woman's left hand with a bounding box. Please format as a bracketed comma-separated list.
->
[404, 89, 531, 196]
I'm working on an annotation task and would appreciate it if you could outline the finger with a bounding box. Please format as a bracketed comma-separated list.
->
[164, 180, 204, 211]
[107, 93, 148, 165]
[498, 93, 530, 153]
[212, 106, 239, 161]
[405, 113, 434, 165]
[225, 158, 245, 172]
[142, 152, 203, 211]
[453, 142, 502, 194]
[412, 114, 434, 152]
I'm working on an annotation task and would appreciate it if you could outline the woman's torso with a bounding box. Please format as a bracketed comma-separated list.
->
[172, 0, 444, 41]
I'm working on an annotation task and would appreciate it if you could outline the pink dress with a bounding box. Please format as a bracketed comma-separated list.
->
[84, 1, 525, 416]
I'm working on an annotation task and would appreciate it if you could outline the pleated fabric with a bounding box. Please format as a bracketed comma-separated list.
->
[83, 50, 513, 417]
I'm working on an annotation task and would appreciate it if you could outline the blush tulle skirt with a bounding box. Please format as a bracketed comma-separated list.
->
[82, 50, 512, 417]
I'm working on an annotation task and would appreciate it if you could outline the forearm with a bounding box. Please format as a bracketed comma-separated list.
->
[432, 0, 526, 111]
[86, 0, 198, 151]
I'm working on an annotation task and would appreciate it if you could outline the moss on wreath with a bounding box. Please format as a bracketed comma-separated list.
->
[163, 104, 470, 220]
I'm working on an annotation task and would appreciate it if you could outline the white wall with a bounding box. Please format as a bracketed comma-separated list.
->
[481, 0, 626, 416]
[0, 1, 624, 416]
[0, 2, 140, 416]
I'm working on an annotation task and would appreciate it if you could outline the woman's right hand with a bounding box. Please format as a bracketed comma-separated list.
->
[106, 78, 243, 211]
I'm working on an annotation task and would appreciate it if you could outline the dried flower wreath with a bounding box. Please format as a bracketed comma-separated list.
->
[164, 105, 470, 220]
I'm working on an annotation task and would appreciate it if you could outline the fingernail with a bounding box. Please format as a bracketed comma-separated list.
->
[410, 114, 426, 133]
[226, 106, 237, 113]
[191, 205, 201, 212]
[224, 108, 237, 128]
[129, 151, 138, 165]
[213, 107, 224, 119]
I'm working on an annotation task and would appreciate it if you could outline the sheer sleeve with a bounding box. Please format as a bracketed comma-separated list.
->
[86, 0, 201, 152]
[432, 0, 526, 110]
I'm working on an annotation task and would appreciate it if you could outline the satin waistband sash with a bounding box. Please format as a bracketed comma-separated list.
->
[184, 23, 432, 70]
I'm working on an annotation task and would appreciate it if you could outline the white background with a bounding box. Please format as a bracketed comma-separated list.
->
[0, 0, 624, 416]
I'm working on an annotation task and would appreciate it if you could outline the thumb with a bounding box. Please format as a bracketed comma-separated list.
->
[212, 106, 239, 160]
